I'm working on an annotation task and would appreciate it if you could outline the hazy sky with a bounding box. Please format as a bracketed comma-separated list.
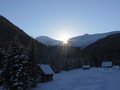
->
[0, 0, 120, 40]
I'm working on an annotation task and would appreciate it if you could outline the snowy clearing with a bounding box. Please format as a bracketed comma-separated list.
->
[30, 68, 120, 90]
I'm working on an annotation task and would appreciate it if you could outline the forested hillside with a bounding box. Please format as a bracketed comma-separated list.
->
[82, 33, 120, 66]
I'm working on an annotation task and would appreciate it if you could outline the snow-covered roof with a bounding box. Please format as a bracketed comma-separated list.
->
[83, 65, 90, 68]
[40, 64, 54, 74]
[102, 62, 112, 67]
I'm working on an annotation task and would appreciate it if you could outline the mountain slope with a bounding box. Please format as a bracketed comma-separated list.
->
[82, 33, 120, 65]
[83, 33, 120, 53]
[68, 31, 120, 48]
[0, 15, 47, 63]
[0, 15, 45, 48]
[35, 36, 62, 46]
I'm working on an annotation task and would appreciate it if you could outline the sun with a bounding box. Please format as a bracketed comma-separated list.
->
[60, 34, 69, 44]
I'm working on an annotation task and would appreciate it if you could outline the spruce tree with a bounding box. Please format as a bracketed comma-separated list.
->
[0, 48, 5, 69]
[1, 42, 37, 90]
[0, 48, 5, 86]
[1, 42, 20, 89]
[28, 44, 42, 84]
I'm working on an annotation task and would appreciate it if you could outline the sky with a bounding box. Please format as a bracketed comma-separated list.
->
[0, 0, 120, 40]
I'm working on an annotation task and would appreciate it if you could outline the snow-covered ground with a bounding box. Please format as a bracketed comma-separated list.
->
[31, 68, 120, 90]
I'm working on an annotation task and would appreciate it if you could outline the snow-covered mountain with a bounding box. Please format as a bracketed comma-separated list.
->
[68, 31, 120, 48]
[35, 36, 62, 46]
[35, 31, 120, 48]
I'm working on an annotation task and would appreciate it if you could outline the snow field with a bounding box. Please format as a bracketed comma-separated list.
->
[30, 68, 120, 90]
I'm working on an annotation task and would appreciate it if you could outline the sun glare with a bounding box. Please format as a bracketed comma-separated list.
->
[60, 34, 69, 44]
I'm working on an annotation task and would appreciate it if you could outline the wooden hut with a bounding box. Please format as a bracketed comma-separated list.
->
[112, 65, 120, 70]
[102, 62, 112, 69]
[39, 64, 54, 82]
[83, 65, 90, 70]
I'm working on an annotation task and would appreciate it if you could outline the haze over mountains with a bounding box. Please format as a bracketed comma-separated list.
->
[35, 31, 120, 48]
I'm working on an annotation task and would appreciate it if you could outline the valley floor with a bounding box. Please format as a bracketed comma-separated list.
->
[31, 68, 120, 90]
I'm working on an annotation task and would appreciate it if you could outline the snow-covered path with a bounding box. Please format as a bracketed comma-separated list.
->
[31, 68, 120, 90]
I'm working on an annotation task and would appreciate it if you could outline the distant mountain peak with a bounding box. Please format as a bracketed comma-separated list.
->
[35, 36, 62, 46]
[68, 31, 120, 48]
[83, 34, 89, 36]
[36, 31, 120, 48]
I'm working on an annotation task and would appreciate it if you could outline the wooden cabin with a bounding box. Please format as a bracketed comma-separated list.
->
[112, 65, 120, 70]
[39, 64, 54, 82]
[83, 65, 90, 70]
[102, 62, 112, 69]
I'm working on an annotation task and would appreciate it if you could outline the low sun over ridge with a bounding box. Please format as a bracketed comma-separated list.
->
[60, 33, 69, 44]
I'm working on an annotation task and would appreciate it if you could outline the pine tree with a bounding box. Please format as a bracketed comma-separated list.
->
[0, 48, 5, 69]
[1, 42, 37, 90]
[0, 48, 5, 86]
[1, 42, 20, 89]
[28, 44, 42, 84]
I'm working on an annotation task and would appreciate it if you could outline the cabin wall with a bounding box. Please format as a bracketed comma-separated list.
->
[102, 66, 112, 68]
[83, 68, 90, 70]
[42, 74, 53, 82]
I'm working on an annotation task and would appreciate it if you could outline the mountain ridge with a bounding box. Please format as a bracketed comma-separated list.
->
[35, 36, 62, 46]
[81, 33, 120, 66]
[35, 31, 120, 48]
